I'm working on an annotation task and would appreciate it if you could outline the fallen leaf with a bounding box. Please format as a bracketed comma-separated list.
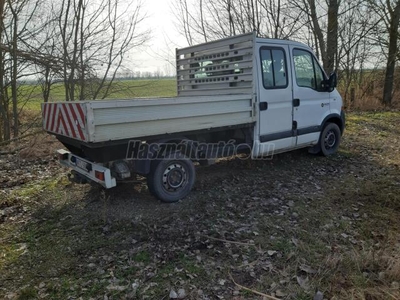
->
[169, 289, 178, 299]
[300, 265, 317, 274]
[286, 252, 296, 261]
[106, 284, 127, 291]
[313, 290, 323, 300]
[177, 288, 186, 299]
[291, 237, 299, 247]
[296, 276, 309, 290]
[276, 289, 287, 297]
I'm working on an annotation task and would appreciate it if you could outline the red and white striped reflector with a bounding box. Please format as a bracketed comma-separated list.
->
[42, 103, 87, 141]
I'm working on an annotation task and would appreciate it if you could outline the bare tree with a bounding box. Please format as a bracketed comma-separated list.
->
[0, 0, 7, 141]
[174, 0, 342, 73]
[287, 0, 340, 73]
[326, 0, 338, 74]
[173, 0, 301, 45]
[0, 0, 43, 140]
[51, 0, 149, 101]
[369, 0, 400, 105]
[334, 1, 381, 106]
[0, 0, 148, 141]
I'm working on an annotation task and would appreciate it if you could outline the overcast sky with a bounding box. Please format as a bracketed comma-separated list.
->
[128, 0, 188, 75]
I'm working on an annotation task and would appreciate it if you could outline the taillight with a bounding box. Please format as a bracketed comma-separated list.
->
[58, 152, 68, 161]
[95, 170, 105, 181]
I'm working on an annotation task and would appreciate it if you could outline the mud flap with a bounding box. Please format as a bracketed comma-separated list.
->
[308, 144, 321, 154]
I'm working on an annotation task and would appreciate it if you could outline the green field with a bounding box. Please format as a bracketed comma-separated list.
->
[19, 78, 177, 111]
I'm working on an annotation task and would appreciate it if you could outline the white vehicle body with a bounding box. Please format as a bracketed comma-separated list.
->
[42, 32, 345, 202]
[252, 38, 343, 156]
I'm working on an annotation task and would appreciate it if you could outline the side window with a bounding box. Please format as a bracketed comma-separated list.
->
[313, 58, 325, 91]
[293, 49, 326, 91]
[260, 47, 288, 89]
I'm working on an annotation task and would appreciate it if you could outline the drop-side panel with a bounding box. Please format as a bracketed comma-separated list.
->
[88, 94, 254, 143]
[41, 102, 88, 142]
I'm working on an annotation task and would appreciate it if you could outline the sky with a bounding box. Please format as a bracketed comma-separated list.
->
[127, 0, 188, 76]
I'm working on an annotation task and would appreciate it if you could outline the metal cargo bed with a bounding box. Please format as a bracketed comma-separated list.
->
[42, 94, 255, 143]
[42, 32, 257, 144]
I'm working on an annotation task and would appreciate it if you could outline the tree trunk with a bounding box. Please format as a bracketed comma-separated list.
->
[69, 0, 83, 102]
[78, 3, 85, 100]
[307, 0, 327, 68]
[60, 0, 71, 101]
[11, 2, 18, 137]
[382, 1, 400, 105]
[42, 66, 51, 103]
[326, 0, 338, 74]
[0, 0, 9, 141]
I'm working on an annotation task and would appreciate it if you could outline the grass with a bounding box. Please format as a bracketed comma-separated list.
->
[19, 78, 177, 111]
[18, 287, 37, 300]
[133, 251, 151, 263]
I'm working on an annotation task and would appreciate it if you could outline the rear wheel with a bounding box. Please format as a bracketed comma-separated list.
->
[147, 154, 195, 203]
[319, 122, 341, 156]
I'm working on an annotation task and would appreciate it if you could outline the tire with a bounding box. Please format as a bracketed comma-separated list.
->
[147, 153, 195, 203]
[319, 122, 341, 156]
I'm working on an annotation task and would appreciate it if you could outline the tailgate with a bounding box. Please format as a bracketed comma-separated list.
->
[42, 102, 88, 142]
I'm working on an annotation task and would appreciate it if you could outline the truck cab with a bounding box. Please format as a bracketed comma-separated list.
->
[252, 38, 344, 157]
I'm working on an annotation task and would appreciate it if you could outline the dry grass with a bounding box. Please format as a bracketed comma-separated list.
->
[338, 68, 400, 110]
[324, 245, 400, 299]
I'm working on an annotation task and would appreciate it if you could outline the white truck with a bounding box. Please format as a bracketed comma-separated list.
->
[42, 32, 345, 202]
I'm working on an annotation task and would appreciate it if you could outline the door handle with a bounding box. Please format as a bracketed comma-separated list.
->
[293, 98, 300, 107]
[259, 102, 268, 111]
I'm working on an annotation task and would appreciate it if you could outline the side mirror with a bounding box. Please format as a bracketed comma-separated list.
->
[328, 72, 337, 91]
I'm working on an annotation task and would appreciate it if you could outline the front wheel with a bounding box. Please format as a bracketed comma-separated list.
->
[147, 154, 195, 203]
[319, 122, 341, 156]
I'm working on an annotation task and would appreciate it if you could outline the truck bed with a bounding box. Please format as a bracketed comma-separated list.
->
[42, 94, 255, 144]
[42, 33, 257, 145]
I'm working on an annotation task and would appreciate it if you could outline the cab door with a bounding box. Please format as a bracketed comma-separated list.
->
[290, 47, 331, 146]
[258, 45, 295, 153]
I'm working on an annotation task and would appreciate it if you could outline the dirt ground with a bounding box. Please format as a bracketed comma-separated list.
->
[0, 111, 399, 300]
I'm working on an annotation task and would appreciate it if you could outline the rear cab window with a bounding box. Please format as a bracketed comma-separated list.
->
[260, 47, 288, 89]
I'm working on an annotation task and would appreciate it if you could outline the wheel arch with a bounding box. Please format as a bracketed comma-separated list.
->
[321, 113, 344, 134]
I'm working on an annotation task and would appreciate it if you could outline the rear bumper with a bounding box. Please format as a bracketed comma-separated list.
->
[57, 149, 116, 189]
